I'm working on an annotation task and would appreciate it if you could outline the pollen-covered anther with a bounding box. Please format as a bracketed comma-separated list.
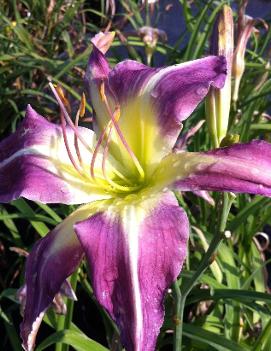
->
[79, 93, 86, 118]
[99, 81, 106, 102]
[49, 83, 85, 176]
[54, 84, 71, 113]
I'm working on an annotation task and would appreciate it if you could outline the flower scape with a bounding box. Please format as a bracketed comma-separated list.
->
[1, 31, 271, 351]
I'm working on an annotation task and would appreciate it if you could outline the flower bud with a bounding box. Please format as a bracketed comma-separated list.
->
[138, 26, 167, 65]
[232, 16, 255, 103]
[232, 0, 267, 102]
[206, 5, 234, 147]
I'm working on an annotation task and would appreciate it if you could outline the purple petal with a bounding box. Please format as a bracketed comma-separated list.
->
[85, 48, 226, 167]
[173, 120, 205, 151]
[0, 105, 109, 204]
[86, 45, 111, 83]
[84, 33, 114, 109]
[174, 140, 271, 196]
[75, 192, 189, 351]
[109, 56, 226, 145]
[146, 56, 226, 141]
[192, 190, 215, 206]
[60, 280, 77, 300]
[18, 281, 76, 320]
[109, 60, 159, 102]
[85, 32, 115, 83]
[20, 204, 95, 351]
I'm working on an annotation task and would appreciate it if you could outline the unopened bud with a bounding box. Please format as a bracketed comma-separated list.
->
[206, 5, 234, 147]
[232, 0, 267, 102]
[232, 17, 255, 103]
[138, 26, 167, 65]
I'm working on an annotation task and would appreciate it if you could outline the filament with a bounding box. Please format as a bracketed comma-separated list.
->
[49, 81, 144, 193]
[74, 109, 82, 165]
[59, 111, 84, 176]
[49, 82, 93, 154]
[101, 124, 136, 191]
[90, 119, 112, 179]
[74, 94, 86, 165]
[90, 109, 140, 192]
[100, 82, 145, 180]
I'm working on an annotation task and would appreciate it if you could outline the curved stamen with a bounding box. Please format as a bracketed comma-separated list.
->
[49, 82, 93, 154]
[101, 126, 136, 191]
[100, 82, 145, 180]
[90, 117, 138, 192]
[90, 119, 112, 179]
[74, 109, 82, 164]
[74, 94, 86, 165]
[59, 111, 84, 177]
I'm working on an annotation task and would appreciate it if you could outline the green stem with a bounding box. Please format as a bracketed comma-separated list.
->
[172, 281, 182, 350]
[55, 270, 79, 351]
[145, 0, 150, 27]
[55, 315, 65, 351]
[173, 192, 235, 350]
[64, 270, 79, 329]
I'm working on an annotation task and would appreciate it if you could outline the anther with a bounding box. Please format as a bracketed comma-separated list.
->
[79, 93, 86, 118]
[100, 82, 106, 101]
[54, 85, 71, 114]
[49, 82, 92, 154]
[100, 83, 145, 180]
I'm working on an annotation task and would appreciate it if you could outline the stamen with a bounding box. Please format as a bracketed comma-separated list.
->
[101, 106, 132, 183]
[99, 82, 145, 180]
[90, 119, 112, 179]
[49, 82, 93, 154]
[100, 83, 106, 102]
[102, 124, 135, 189]
[55, 85, 71, 114]
[74, 110, 82, 165]
[50, 82, 132, 189]
[79, 93, 86, 117]
[74, 94, 86, 165]
[59, 111, 84, 176]
[101, 123, 113, 180]
[90, 112, 134, 190]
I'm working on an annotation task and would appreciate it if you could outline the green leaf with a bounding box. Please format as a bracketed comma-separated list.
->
[253, 318, 271, 351]
[187, 288, 271, 305]
[11, 199, 49, 237]
[183, 323, 250, 351]
[36, 330, 109, 351]
[183, 0, 213, 61]
[228, 197, 271, 232]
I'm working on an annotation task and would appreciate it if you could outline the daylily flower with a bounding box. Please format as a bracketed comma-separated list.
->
[2, 32, 271, 351]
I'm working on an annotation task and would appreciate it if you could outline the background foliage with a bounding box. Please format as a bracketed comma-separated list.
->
[1, 0, 271, 350]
